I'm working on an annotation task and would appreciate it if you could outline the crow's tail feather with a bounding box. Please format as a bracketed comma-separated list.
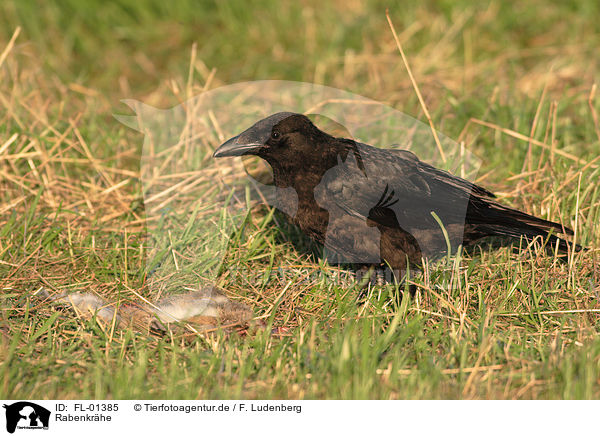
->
[475, 223, 580, 253]
[467, 199, 581, 253]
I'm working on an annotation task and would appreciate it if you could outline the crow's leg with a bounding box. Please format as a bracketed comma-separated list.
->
[354, 264, 420, 302]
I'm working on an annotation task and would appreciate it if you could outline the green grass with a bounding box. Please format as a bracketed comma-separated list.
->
[1, 0, 599, 399]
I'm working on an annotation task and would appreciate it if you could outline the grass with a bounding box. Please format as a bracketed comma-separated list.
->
[1, 0, 599, 399]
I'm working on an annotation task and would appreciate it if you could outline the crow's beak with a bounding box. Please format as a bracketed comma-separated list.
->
[213, 136, 263, 158]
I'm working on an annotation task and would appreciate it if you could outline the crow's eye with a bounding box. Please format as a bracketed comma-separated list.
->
[271, 131, 280, 140]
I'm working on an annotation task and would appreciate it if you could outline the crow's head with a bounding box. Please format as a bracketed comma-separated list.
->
[213, 112, 332, 166]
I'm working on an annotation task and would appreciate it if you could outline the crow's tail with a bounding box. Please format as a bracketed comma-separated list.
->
[467, 199, 581, 252]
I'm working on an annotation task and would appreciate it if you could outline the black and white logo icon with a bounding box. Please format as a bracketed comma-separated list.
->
[3, 402, 50, 434]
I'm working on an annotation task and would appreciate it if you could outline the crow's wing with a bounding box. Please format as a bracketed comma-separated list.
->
[316, 142, 493, 231]
[317, 141, 574, 255]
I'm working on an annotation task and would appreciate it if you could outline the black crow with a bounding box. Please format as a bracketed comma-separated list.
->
[214, 112, 576, 279]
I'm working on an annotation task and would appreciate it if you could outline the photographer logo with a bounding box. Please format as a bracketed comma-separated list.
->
[3, 402, 50, 434]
